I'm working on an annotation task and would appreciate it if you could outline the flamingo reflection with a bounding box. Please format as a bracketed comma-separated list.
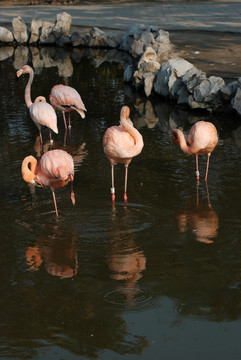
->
[107, 208, 146, 302]
[26, 236, 78, 278]
[176, 183, 219, 244]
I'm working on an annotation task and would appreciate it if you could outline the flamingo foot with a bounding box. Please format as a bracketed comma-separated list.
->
[111, 187, 115, 202]
[196, 170, 200, 182]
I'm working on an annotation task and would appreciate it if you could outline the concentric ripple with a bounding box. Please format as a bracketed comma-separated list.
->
[100, 286, 157, 312]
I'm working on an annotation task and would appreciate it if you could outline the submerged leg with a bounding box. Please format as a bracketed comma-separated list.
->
[205, 153, 211, 182]
[111, 164, 115, 202]
[70, 181, 75, 205]
[52, 190, 59, 217]
[124, 164, 128, 203]
[195, 154, 200, 182]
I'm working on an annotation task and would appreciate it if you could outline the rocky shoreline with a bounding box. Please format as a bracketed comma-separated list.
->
[0, 10, 241, 117]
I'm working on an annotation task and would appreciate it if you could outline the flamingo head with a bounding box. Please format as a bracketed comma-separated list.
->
[16, 65, 32, 78]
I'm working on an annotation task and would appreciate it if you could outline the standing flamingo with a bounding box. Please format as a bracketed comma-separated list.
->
[21, 149, 75, 217]
[17, 65, 58, 144]
[103, 106, 144, 203]
[49, 84, 87, 129]
[172, 121, 218, 182]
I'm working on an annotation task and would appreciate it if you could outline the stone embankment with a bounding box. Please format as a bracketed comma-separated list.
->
[0, 11, 240, 117]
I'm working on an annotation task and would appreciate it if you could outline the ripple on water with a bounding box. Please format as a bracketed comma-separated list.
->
[175, 303, 226, 319]
[17, 199, 157, 240]
[99, 286, 157, 312]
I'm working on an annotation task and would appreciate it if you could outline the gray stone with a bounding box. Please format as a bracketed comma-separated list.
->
[12, 17, 29, 44]
[53, 12, 72, 38]
[232, 87, 241, 116]
[0, 27, 14, 43]
[39, 21, 55, 44]
[29, 12, 42, 44]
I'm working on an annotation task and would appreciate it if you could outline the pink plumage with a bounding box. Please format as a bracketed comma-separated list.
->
[49, 84, 87, 129]
[172, 121, 218, 182]
[103, 106, 144, 203]
[21, 149, 75, 217]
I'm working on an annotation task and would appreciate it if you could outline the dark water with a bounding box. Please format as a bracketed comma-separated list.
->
[1, 44, 241, 360]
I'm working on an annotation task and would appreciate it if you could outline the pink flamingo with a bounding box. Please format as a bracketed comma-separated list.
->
[17, 65, 58, 144]
[49, 84, 87, 129]
[172, 121, 218, 182]
[103, 106, 144, 203]
[21, 149, 75, 217]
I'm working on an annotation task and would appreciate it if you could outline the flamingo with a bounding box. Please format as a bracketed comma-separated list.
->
[16, 65, 58, 144]
[172, 121, 218, 182]
[49, 84, 87, 129]
[21, 149, 75, 217]
[103, 106, 144, 203]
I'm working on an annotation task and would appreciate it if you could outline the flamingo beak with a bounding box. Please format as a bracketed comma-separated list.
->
[16, 69, 23, 78]
[69, 173, 74, 182]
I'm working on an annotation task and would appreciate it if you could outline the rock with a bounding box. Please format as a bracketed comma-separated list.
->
[154, 58, 194, 98]
[29, 12, 42, 44]
[53, 12, 72, 38]
[220, 81, 239, 101]
[12, 17, 29, 44]
[71, 31, 86, 47]
[0, 27, 14, 43]
[232, 86, 241, 116]
[193, 76, 225, 103]
[123, 64, 133, 82]
[39, 21, 55, 44]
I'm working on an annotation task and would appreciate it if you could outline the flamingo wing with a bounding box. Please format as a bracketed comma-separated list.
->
[50, 85, 86, 118]
[30, 102, 58, 134]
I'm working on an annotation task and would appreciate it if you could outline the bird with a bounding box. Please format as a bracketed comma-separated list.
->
[21, 149, 75, 217]
[172, 121, 218, 182]
[16, 65, 58, 145]
[49, 84, 87, 129]
[103, 105, 144, 203]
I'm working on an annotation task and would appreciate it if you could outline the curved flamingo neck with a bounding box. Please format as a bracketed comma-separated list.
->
[173, 129, 194, 155]
[25, 68, 34, 108]
[21, 155, 37, 184]
[120, 107, 143, 147]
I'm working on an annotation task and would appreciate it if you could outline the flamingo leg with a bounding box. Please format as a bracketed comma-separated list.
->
[51, 190, 59, 217]
[68, 113, 71, 128]
[62, 111, 67, 129]
[205, 153, 211, 182]
[39, 130, 43, 145]
[124, 164, 128, 203]
[49, 129, 53, 145]
[195, 154, 200, 182]
[111, 164, 115, 202]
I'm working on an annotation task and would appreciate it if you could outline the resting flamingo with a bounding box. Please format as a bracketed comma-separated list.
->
[21, 149, 75, 217]
[172, 121, 218, 182]
[16, 65, 58, 144]
[49, 84, 87, 129]
[103, 105, 144, 203]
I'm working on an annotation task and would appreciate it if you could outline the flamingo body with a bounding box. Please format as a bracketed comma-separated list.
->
[17, 65, 58, 144]
[103, 106, 144, 202]
[172, 121, 218, 181]
[21, 149, 75, 217]
[49, 84, 86, 129]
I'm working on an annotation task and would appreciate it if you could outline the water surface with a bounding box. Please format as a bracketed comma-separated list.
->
[1, 44, 241, 360]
